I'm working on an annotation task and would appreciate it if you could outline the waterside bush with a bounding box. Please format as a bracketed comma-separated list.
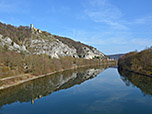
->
[0, 47, 104, 78]
[118, 47, 152, 76]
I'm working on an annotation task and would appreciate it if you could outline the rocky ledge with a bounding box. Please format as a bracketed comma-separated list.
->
[0, 22, 107, 59]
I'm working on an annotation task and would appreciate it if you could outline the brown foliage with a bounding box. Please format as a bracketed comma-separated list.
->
[0, 47, 102, 78]
[0, 22, 32, 44]
[118, 48, 152, 75]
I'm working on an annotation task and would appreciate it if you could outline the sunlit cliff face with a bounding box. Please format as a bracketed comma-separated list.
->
[0, 33, 105, 59]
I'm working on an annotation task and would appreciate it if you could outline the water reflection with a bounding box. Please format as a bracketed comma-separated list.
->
[118, 68, 152, 96]
[0, 66, 106, 108]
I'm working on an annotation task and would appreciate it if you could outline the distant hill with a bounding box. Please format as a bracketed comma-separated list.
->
[108, 54, 125, 60]
[118, 47, 152, 76]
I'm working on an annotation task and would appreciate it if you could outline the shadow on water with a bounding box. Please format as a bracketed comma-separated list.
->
[0, 65, 108, 108]
[118, 68, 152, 96]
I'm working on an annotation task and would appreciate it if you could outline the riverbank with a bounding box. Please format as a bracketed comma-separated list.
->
[0, 61, 117, 90]
[118, 48, 152, 77]
[118, 67, 152, 78]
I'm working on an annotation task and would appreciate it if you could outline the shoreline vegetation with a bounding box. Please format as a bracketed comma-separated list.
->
[0, 46, 117, 90]
[0, 60, 117, 90]
[118, 68, 152, 96]
[118, 47, 152, 77]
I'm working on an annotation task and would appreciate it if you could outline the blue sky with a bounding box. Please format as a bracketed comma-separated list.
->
[0, 0, 152, 54]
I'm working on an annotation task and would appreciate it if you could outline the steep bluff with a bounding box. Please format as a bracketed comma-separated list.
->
[0, 22, 106, 59]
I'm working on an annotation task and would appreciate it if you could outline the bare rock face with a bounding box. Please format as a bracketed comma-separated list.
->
[79, 46, 105, 59]
[0, 35, 28, 53]
[28, 38, 78, 58]
[0, 33, 106, 59]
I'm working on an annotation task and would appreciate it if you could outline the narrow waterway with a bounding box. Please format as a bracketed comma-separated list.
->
[0, 66, 152, 114]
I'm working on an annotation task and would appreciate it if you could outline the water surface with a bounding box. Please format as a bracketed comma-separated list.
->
[0, 66, 152, 114]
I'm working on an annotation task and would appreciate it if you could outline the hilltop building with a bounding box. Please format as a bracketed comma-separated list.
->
[30, 24, 33, 29]
[30, 24, 42, 33]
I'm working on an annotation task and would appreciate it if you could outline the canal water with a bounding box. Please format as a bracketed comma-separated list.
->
[0, 66, 152, 114]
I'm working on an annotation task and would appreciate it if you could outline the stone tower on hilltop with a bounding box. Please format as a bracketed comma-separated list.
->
[30, 24, 42, 33]
[30, 24, 34, 30]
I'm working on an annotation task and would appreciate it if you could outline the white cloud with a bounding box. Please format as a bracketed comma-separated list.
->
[134, 16, 152, 25]
[87, 37, 152, 47]
[60, 27, 129, 45]
[62, 27, 152, 48]
[84, 0, 127, 30]
[86, 0, 122, 20]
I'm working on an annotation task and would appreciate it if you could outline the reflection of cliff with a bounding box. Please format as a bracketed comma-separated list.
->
[59, 68, 104, 90]
[118, 68, 152, 96]
[0, 66, 106, 108]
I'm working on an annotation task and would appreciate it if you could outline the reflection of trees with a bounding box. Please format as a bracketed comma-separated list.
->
[0, 107, 4, 114]
[0, 66, 106, 108]
[118, 68, 152, 96]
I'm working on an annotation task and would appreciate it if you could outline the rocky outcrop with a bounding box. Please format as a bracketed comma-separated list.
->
[0, 22, 106, 59]
[0, 33, 106, 59]
[0, 35, 28, 53]
[27, 38, 78, 58]
[54, 36, 106, 59]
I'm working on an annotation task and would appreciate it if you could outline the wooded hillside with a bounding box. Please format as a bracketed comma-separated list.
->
[118, 47, 152, 76]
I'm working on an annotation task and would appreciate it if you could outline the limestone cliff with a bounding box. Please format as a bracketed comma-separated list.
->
[0, 22, 106, 59]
